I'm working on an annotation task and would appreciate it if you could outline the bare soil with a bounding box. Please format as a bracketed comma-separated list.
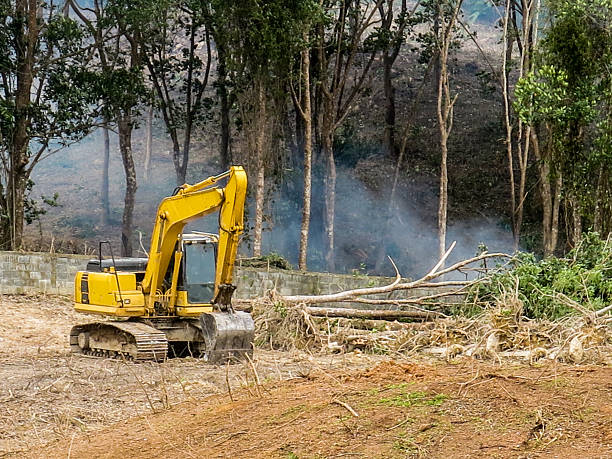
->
[1, 294, 611, 458]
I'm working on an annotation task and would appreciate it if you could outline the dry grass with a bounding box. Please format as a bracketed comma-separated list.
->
[0, 294, 386, 456]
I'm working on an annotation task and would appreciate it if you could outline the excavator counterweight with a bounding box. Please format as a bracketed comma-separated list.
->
[71, 166, 253, 362]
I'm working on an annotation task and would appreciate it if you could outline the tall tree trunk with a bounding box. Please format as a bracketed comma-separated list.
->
[143, 105, 153, 181]
[0, 184, 8, 249]
[322, 125, 336, 272]
[531, 128, 560, 257]
[118, 113, 137, 257]
[501, 0, 517, 250]
[180, 118, 191, 184]
[593, 165, 606, 233]
[382, 52, 397, 158]
[436, 0, 462, 261]
[437, 131, 448, 262]
[217, 46, 231, 169]
[379, 0, 409, 158]
[170, 137, 184, 185]
[294, 96, 305, 159]
[101, 116, 111, 225]
[299, 45, 313, 271]
[551, 171, 562, 255]
[5, 172, 27, 250]
[6, 0, 38, 250]
[568, 194, 582, 247]
[252, 82, 266, 257]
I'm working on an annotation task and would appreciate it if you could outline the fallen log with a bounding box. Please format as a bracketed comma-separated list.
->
[304, 306, 444, 320]
[282, 244, 511, 305]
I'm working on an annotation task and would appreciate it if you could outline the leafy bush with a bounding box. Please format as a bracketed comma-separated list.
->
[471, 233, 612, 319]
[239, 252, 292, 270]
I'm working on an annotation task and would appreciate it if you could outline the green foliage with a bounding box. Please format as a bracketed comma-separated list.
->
[379, 391, 448, 408]
[471, 233, 612, 319]
[24, 181, 60, 225]
[0, 1, 102, 247]
[413, 0, 467, 65]
[514, 65, 571, 125]
[513, 0, 612, 230]
[0, 5, 98, 147]
[212, 0, 321, 87]
[241, 252, 292, 270]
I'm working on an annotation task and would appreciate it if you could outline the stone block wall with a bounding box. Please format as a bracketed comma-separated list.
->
[0, 252, 91, 295]
[232, 267, 454, 303]
[0, 252, 462, 304]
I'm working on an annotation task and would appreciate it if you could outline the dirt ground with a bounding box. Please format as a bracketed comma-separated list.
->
[1, 294, 611, 458]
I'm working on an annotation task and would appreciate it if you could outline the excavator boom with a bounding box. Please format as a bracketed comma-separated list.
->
[141, 166, 247, 315]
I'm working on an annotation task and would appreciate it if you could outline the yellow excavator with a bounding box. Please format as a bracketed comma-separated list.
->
[71, 166, 254, 362]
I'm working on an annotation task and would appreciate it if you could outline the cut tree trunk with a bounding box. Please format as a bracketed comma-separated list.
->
[305, 306, 444, 320]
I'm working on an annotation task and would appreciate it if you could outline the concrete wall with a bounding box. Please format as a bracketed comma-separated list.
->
[0, 251, 459, 303]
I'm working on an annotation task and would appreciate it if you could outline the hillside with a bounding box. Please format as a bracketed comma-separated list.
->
[26, 23, 517, 278]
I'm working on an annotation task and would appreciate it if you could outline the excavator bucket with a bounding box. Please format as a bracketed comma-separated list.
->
[199, 311, 255, 363]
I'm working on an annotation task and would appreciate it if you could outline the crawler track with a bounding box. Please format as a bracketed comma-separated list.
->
[70, 321, 168, 361]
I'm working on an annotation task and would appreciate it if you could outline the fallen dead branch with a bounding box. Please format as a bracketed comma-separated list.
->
[243, 245, 610, 363]
[332, 399, 359, 417]
[304, 306, 445, 320]
[281, 243, 510, 305]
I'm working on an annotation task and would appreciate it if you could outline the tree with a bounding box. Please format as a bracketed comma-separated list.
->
[290, 31, 315, 271]
[0, 0, 97, 249]
[514, 0, 612, 254]
[542, 0, 611, 244]
[377, 0, 418, 158]
[138, 0, 214, 185]
[501, 0, 541, 251]
[433, 0, 463, 261]
[316, 0, 384, 272]
[69, 0, 114, 227]
[212, 0, 318, 257]
[74, 0, 148, 256]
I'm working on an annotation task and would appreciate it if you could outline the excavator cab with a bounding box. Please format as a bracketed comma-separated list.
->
[180, 233, 218, 304]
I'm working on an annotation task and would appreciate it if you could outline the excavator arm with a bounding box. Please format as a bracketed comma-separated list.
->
[141, 166, 247, 312]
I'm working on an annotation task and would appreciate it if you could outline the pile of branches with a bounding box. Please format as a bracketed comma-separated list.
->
[238, 241, 612, 364]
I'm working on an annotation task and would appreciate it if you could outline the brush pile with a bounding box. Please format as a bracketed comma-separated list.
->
[245, 235, 612, 365]
[249, 295, 612, 364]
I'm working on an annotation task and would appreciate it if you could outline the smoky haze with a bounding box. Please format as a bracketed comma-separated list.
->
[30, 123, 514, 279]
[260, 161, 514, 279]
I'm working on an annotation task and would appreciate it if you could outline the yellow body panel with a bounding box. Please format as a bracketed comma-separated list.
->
[73, 302, 146, 316]
[172, 291, 213, 316]
[175, 305, 214, 317]
[74, 271, 146, 317]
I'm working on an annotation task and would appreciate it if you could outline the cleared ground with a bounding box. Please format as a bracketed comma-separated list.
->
[1, 294, 611, 458]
